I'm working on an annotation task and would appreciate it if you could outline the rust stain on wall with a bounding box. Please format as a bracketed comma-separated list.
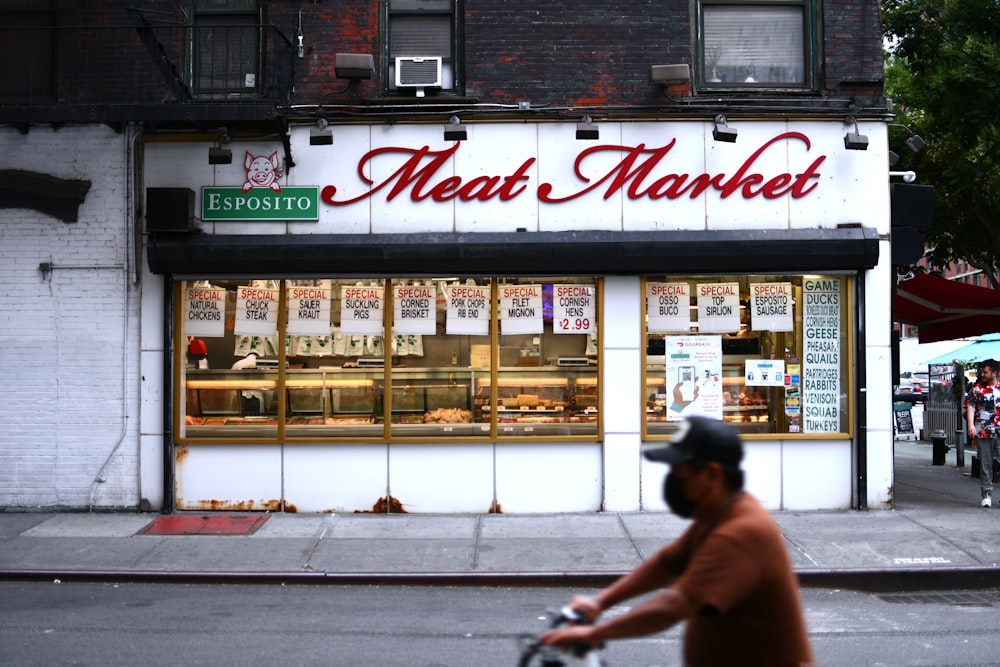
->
[354, 495, 407, 513]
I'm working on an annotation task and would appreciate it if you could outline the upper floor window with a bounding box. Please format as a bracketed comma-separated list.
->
[0, 0, 55, 102]
[697, 0, 815, 90]
[191, 0, 262, 100]
[383, 0, 462, 97]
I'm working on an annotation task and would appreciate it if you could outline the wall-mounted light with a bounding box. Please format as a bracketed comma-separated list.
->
[576, 115, 599, 140]
[712, 115, 737, 143]
[649, 64, 690, 86]
[208, 130, 232, 164]
[334, 53, 374, 80]
[889, 123, 926, 153]
[443, 115, 467, 141]
[844, 116, 869, 151]
[310, 117, 333, 146]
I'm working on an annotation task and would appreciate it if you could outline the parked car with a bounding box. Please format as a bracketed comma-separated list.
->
[895, 377, 926, 404]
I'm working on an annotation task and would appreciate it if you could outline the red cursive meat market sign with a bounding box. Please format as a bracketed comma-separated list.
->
[320, 132, 825, 207]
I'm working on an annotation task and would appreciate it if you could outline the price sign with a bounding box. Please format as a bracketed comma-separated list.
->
[552, 284, 595, 334]
[184, 286, 226, 337]
[444, 284, 490, 335]
[340, 285, 384, 335]
[234, 285, 278, 336]
[647, 282, 690, 332]
[286, 285, 331, 336]
[696, 282, 741, 333]
[750, 282, 793, 331]
[499, 284, 543, 335]
[393, 284, 436, 335]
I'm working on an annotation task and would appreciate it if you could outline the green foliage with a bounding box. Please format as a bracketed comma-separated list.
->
[883, 0, 1000, 284]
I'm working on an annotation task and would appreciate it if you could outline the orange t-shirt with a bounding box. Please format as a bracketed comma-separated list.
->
[659, 492, 813, 666]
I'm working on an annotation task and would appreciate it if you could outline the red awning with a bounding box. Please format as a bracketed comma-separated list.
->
[894, 272, 1000, 343]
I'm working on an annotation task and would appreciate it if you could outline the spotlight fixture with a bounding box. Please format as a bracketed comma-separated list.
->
[844, 116, 868, 151]
[712, 114, 737, 143]
[889, 123, 926, 153]
[649, 64, 690, 86]
[208, 129, 232, 164]
[576, 115, 599, 140]
[443, 115, 467, 141]
[889, 150, 900, 167]
[334, 53, 374, 80]
[310, 117, 333, 146]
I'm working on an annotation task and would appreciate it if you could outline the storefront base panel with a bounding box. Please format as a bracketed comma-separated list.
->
[174, 442, 605, 514]
[175, 445, 283, 512]
[284, 445, 389, 513]
[387, 444, 495, 514]
[495, 443, 603, 513]
[642, 439, 854, 512]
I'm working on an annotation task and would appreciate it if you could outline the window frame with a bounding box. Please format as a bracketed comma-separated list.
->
[641, 274, 855, 441]
[188, 0, 264, 100]
[694, 0, 820, 93]
[173, 277, 601, 444]
[379, 0, 464, 97]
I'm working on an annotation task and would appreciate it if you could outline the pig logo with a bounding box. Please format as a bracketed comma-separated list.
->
[242, 151, 283, 193]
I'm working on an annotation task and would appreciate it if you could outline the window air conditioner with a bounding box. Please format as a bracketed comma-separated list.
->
[395, 56, 442, 97]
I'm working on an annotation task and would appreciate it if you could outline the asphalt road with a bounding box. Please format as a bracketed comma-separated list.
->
[3, 582, 1000, 666]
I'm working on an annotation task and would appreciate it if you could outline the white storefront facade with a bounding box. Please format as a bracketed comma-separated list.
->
[137, 117, 894, 514]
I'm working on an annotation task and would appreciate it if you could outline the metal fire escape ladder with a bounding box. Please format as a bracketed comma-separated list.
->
[127, 7, 194, 104]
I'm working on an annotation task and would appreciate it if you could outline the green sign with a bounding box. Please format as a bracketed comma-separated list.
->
[201, 187, 320, 221]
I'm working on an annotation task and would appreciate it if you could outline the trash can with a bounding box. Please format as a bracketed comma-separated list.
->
[931, 429, 949, 466]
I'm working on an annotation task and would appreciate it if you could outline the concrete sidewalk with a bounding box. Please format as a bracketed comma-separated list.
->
[2, 440, 1000, 592]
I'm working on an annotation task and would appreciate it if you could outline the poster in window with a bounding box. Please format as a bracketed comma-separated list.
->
[750, 282, 793, 331]
[443, 283, 490, 335]
[552, 284, 595, 334]
[664, 335, 723, 422]
[696, 283, 741, 333]
[184, 285, 226, 337]
[647, 282, 691, 332]
[286, 285, 332, 336]
[340, 285, 384, 335]
[393, 284, 436, 335]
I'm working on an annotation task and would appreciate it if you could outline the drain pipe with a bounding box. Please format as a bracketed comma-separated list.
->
[855, 271, 868, 510]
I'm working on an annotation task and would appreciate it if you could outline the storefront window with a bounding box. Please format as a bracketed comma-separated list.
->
[643, 274, 851, 438]
[176, 277, 600, 441]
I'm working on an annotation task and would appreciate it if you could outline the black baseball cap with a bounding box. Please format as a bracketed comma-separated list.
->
[643, 416, 743, 468]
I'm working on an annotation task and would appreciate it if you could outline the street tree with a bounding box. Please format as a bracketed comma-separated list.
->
[883, 0, 1000, 286]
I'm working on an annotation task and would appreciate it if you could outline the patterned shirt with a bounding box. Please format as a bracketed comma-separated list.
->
[964, 382, 1000, 438]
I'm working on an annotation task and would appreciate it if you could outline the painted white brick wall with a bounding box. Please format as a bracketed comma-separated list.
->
[0, 125, 142, 510]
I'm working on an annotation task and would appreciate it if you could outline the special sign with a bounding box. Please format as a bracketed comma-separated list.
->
[234, 286, 279, 337]
[552, 284, 595, 334]
[393, 284, 436, 335]
[286, 285, 331, 336]
[340, 285, 384, 335]
[647, 282, 691, 333]
[697, 283, 741, 333]
[500, 284, 543, 335]
[750, 282, 793, 331]
[443, 284, 490, 335]
[183, 286, 226, 337]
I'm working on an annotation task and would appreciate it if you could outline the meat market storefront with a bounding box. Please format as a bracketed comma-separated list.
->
[141, 118, 891, 514]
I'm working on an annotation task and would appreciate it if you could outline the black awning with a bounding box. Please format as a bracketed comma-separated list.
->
[147, 227, 879, 277]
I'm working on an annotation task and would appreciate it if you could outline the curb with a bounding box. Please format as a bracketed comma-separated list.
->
[5, 567, 1000, 592]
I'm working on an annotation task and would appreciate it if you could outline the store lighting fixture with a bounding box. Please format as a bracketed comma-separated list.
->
[334, 53, 374, 80]
[889, 123, 926, 153]
[310, 117, 333, 146]
[576, 115, 599, 140]
[443, 115, 467, 141]
[844, 116, 868, 151]
[649, 64, 690, 86]
[208, 129, 232, 164]
[712, 114, 737, 143]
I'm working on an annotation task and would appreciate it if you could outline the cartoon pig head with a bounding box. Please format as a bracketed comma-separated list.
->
[242, 151, 283, 193]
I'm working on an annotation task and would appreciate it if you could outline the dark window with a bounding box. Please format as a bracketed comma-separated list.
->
[191, 0, 261, 100]
[384, 0, 461, 96]
[0, 1, 55, 102]
[697, 0, 814, 90]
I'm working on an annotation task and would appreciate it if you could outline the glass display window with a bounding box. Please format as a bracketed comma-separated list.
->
[643, 274, 852, 439]
[175, 276, 601, 441]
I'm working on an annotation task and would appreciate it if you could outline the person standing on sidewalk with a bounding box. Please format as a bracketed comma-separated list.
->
[539, 416, 813, 666]
[964, 359, 1000, 508]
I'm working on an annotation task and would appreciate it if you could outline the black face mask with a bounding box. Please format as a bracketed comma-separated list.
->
[663, 472, 697, 518]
